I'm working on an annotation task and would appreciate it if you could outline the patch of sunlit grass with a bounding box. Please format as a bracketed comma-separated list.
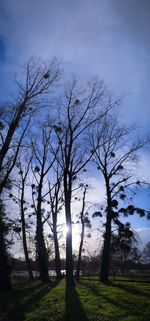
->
[0, 278, 150, 321]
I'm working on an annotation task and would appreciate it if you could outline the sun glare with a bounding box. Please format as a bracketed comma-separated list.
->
[63, 225, 69, 235]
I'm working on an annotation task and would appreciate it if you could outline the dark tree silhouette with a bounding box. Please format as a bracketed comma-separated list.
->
[53, 78, 116, 286]
[46, 173, 63, 280]
[110, 222, 139, 275]
[17, 157, 34, 281]
[75, 184, 91, 281]
[142, 242, 150, 264]
[31, 123, 59, 283]
[0, 57, 60, 290]
[91, 115, 149, 283]
[0, 201, 12, 292]
[0, 57, 60, 196]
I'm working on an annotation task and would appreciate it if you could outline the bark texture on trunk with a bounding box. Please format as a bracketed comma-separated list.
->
[20, 182, 33, 281]
[100, 178, 112, 283]
[36, 219, 49, 283]
[100, 214, 112, 283]
[76, 223, 84, 281]
[66, 227, 74, 286]
[53, 222, 62, 280]
[64, 180, 74, 286]
[0, 101, 27, 181]
[76, 186, 87, 281]
[36, 180, 49, 283]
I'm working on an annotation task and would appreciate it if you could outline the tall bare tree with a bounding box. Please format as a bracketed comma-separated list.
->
[0, 57, 60, 195]
[75, 184, 91, 281]
[31, 123, 59, 282]
[0, 57, 60, 291]
[91, 115, 149, 283]
[46, 173, 63, 280]
[17, 156, 34, 281]
[53, 78, 117, 285]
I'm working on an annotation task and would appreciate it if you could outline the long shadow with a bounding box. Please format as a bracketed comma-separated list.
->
[111, 281, 149, 297]
[81, 280, 149, 319]
[81, 277, 149, 298]
[112, 277, 150, 284]
[80, 281, 121, 306]
[65, 285, 89, 321]
[2, 280, 59, 321]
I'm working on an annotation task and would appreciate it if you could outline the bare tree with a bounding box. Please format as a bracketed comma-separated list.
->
[31, 123, 59, 282]
[0, 57, 60, 195]
[0, 57, 60, 291]
[53, 78, 117, 286]
[46, 173, 63, 280]
[75, 184, 91, 281]
[17, 156, 34, 281]
[91, 115, 149, 283]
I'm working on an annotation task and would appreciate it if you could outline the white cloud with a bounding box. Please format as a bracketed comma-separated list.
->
[136, 227, 150, 247]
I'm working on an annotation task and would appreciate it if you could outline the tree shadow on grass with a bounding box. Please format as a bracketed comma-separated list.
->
[65, 285, 89, 321]
[81, 280, 150, 320]
[111, 281, 149, 297]
[81, 277, 149, 298]
[1, 280, 59, 321]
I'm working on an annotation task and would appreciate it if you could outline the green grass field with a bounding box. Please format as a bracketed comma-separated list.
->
[0, 278, 150, 321]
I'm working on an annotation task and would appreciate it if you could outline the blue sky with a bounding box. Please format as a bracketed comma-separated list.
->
[0, 0, 150, 247]
[0, 0, 150, 126]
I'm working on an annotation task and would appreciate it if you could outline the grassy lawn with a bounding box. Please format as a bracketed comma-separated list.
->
[0, 278, 150, 321]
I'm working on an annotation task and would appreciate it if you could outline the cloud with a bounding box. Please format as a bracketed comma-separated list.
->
[1, 0, 150, 90]
[1, 0, 150, 255]
[136, 227, 150, 247]
[1, 0, 149, 131]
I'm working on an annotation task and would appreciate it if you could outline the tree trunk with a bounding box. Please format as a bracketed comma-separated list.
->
[36, 217, 49, 282]
[20, 182, 33, 281]
[76, 222, 85, 281]
[64, 183, 74, 286]
[100, 214, 112, 283]
[100, 179, 112, 283]
[0, 215, 12, 292]
[0, 101, 27, 173]
[53, 228, 62, 280]
[36, 180, 49, 283]
[76, 186, 86, 281]
[52, 207, 62, 280]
